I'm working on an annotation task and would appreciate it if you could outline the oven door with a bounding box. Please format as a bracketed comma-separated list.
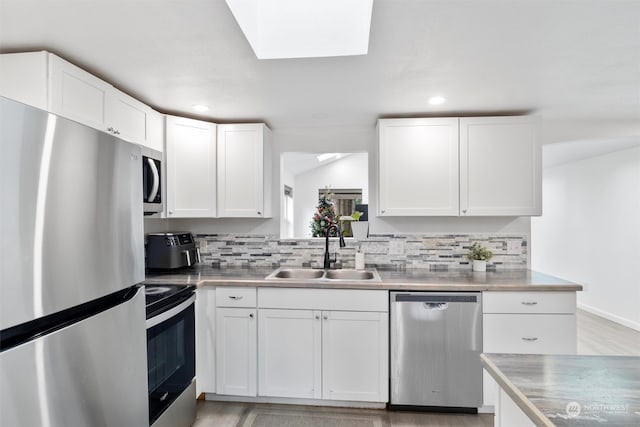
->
[143, 154, 163, 215]
[146, 294, 195, 425]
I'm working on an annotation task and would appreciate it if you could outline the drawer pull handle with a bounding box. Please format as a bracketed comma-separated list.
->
[249, 313, 254, 318]
[521, 301, 538, 306]
[229, 296, 243, 300]
[522, 337, 539, 342]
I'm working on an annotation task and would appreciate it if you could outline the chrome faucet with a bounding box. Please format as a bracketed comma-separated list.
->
[324, 223, 346, 269]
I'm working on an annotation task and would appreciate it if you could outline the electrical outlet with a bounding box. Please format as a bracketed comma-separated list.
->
[388, 240, 404, 255]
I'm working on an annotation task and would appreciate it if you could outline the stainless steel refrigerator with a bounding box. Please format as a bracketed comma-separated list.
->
[0, 96, 149, 426]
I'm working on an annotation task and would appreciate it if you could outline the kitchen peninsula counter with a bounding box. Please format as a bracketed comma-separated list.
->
[481, 353, 640, 426]
[145, 266, 582, 291]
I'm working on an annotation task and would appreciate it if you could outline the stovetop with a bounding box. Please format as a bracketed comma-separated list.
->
[143, 283, 195, 319]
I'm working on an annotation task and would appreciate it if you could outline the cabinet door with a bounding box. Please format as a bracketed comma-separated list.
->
[460, 116, 541, 216]
[217, 124, 271, 218]
[49, 54, 111, 131]
[258, 309, 322, 399]
[196, 288, 216, 395]
[146, 109, 165, 153]
[322, 311, 388, 402]
[166, 116, 217, 217]
[105, 89, 150, 145]
[215, 307, 257, 396]
[483, 313, 576, 407]
[378, 118, 459, 216]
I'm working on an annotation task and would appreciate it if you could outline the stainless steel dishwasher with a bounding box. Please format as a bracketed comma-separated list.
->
[390, 291, 483, 411]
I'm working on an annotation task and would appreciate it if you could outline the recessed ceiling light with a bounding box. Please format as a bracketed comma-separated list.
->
[428, 96, 446, 106]
[192, 104, 209, 112]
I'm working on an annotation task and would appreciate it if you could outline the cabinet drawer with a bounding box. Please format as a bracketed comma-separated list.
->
[258, 288, 388, 312]
[483, 291, 575, 314]
[484, 314, 576, 354]
[216, 287, 257, 307]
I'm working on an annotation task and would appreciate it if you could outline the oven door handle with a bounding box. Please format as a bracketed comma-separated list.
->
[146, 294, 196, 329]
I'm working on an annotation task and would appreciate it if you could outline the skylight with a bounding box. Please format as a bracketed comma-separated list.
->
[225, 0, 373, 59]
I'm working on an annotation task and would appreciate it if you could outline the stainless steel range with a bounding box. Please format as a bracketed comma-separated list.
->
[145, 284, 196, 427]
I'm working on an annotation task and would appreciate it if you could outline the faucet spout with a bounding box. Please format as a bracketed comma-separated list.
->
[324, 223, 345, 269]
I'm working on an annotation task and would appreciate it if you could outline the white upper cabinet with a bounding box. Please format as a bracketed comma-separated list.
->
[378, 118, 460, 216]
[0, 51, 159, 149]
[217, 124, 272, 218]
[460, 116, 541, 216]
[49, 53, 112, 131]
[105, 88, 152, 145]
[146, 109, 165, 153]
[377, 116, 541, 217]
[166, 116, 217, 218]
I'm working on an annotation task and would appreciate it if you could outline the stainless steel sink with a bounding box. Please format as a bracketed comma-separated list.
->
[265, 268, 381, 282]
[324, 270, 376, 280]
[270, 268, 325, 279]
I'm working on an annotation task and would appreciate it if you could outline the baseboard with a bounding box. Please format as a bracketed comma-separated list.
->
[204, 393, 386, 409]
[578, 302, 640, 331]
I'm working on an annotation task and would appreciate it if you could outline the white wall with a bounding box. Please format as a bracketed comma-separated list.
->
[532, 146, 640, 330]
[293, 153, 368, 238]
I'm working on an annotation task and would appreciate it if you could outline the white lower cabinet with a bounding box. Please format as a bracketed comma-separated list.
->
[495, 388, 536, 427]
[482, 291, 577, 409]
[215, 307, 257, 397]
[258, 309, 322, 399]
[196, 288, 216, 395]
[322, 311, 388, 402]
[256, 288, 389, 403]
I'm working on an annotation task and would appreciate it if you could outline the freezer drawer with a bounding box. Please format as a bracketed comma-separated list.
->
[390, 292, 483, 409]
[0, 288, 148, 427]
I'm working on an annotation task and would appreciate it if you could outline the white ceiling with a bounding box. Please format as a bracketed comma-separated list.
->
[1, 0, 639, 155]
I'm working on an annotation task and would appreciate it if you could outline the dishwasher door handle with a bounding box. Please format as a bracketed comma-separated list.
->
[424, 302, 449, 310]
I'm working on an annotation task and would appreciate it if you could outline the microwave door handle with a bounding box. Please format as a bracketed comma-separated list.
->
[147, 158, 160, 202]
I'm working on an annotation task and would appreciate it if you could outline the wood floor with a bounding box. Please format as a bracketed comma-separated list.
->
[192, 309, 640, 427]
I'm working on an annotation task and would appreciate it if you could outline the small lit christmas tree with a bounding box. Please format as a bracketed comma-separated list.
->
[310, 191, 338, 237]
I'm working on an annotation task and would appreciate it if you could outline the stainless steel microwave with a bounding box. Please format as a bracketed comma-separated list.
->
[142, 147, 163, 215]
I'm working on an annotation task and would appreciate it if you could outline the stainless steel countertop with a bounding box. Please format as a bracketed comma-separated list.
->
[144, 266, 582, 291]
[481, 353, 640, 427]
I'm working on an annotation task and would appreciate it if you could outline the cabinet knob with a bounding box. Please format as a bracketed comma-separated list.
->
[315, 315, 320, 320]
[323, 315, 328, 320]
[115, 130, 120, 135]
[249, 313, 254, 318]
[257, 211, 262, 216]
[381, 209, 386, 214]
[169, 211, 173, 215]
[107, 127, 114, 133]
[462, 209, 467, 214]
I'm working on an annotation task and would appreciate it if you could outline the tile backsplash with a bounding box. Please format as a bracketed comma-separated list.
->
[196, 234, 527, 271]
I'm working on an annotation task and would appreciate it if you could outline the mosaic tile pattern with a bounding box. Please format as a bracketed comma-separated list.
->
[196, 234, 528, 271]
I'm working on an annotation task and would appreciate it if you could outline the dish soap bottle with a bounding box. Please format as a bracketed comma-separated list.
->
[355, 246, 365, 270]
